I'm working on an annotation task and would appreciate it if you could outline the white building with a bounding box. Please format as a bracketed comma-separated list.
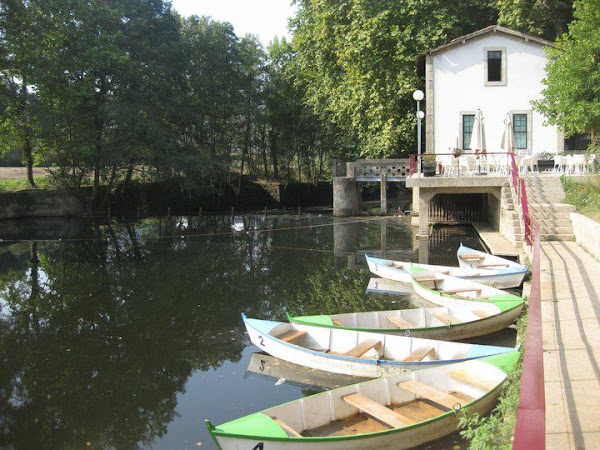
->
[422, 25, 565, 155]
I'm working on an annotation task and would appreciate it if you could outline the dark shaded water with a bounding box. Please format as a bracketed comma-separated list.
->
[0, 215, 512, 449]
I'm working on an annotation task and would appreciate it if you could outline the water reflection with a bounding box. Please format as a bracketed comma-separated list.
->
[0, 216, 484, 448]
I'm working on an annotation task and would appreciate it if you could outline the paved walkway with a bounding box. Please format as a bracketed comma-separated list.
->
[473, 222, 521, 257]
[541, 241, 600, 449]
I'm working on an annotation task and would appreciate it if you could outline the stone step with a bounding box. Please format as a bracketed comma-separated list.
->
[528, 203, 575, 212]
[539, 234, 575, 241]
[531, 216, 573, 225]
[538, 226, 574, 234]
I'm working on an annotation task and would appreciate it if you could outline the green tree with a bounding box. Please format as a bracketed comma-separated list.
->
[291, 0, 500, 159]
[0, 2, 39, 187]
[533, 0, 600, 137]
[496, 0, 574, 40]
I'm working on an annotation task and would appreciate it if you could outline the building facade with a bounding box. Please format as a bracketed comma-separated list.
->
[423, 26, 563, 155]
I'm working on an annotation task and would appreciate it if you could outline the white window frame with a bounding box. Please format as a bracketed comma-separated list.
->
[510, 110, 532, 151]
[484, 47, 507, 86]
[459, 111, 476, 151]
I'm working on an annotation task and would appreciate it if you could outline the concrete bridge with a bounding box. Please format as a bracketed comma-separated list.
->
[332, 159, 410, 216]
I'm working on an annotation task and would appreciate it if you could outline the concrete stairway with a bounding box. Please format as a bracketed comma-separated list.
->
[522, 174, 574, 241]
[500, 182, 525, 246]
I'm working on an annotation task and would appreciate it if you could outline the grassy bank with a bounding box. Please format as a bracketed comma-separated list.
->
[0, 177, 50, 193]
[459, 314, 526, 449]
[562, 175, 600, 222]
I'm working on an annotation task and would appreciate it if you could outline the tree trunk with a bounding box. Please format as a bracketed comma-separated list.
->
[270, 130, 279, 179]
[238, 117, 251, 193]
[19, 85, 36, 188]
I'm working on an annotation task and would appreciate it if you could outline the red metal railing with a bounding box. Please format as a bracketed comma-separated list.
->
[509, 152, 532, 246]
[513, 210, 543, 448]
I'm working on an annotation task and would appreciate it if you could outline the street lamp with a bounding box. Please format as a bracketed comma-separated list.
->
[413, 89, 425, 175]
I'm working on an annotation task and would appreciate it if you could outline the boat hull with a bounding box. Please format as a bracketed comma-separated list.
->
[212, 393, 497, 449]
[366, 255, 525, 289]
[209, 355, 515, 450]
[244, 317, 513, 378]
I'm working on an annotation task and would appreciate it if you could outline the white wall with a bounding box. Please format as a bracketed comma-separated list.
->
[432, 34, 559, 154]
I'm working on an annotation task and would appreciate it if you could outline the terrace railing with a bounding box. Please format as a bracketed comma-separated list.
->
[408, 152, 513, 177]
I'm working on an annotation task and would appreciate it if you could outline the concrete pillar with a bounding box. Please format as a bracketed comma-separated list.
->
[333, 177, 360, 217]
[425, 55, 435, 152]
[380, 173, 387, 215]
[418, 237, 430, 264]
[418, 191, 434, 237]
[333, 217, 360, 267]
[380, 219, 387, 257]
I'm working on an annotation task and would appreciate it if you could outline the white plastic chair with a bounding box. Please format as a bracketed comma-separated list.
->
[518, 156, 532, 174]
[459, 155, 477, 176]
[572, 154, 586, 175]
[553, 155, 566, 173]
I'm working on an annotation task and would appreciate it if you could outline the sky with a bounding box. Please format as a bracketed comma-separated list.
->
[170, 0, 297, 46]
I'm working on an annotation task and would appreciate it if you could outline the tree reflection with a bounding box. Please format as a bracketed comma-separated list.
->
[0, 215, 398, 448]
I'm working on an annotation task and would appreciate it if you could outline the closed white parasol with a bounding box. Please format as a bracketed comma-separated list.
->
[500, 113, 516, 152]
[469, 109, 486, 152]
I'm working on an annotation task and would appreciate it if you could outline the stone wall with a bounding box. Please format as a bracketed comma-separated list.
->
[0, 190, 84, 220]
[570, 213, 600, 261]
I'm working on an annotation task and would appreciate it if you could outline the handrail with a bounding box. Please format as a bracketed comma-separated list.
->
[509, 152, 532, 246]
[513, 213, 543, 448]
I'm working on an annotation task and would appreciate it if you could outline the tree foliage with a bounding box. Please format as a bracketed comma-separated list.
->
[496, 0, 574, 40]
[533, 0, 600, 136]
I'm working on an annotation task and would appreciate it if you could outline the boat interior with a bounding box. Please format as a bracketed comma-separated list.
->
[459, 253, 512, 268]
[414, 271, 495, 300]
[270, 324, 477, 363]
[328, 306, 495, 331]
[262, 362, 502, 438]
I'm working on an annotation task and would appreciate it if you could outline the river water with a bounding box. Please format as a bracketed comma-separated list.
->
[0, 214, 515, 449]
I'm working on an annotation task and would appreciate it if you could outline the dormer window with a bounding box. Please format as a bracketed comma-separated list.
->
[484, 47, 506, 86]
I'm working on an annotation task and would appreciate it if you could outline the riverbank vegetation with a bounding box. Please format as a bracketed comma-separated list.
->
[459, 314, 526, 449]
[0, 0, 576, 206]
[562, 175, 600, 221]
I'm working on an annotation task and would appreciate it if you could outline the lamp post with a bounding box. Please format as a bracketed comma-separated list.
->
[413, 89, 425, 175]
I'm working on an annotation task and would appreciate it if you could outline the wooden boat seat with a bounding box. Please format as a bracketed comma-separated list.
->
[414, 276, 443, 282]
[332, 319, 343, 326]
[272, 417, 302, 437]
[387, 315, 418, 329]
[343, 339, 381, 358]
[473, 263, 509, 268]
[431, 312, 462, 325]
[449, 369, 496, 391]
[460, 254, 484, 260]
[278, 330, 307, 344]
[450, 352, 467, 359]
[343, 393, 415, 428]
[472, 310, 489, 319]
[441, 288, 482, 294]
[397, 379, 464, 409]
[403, 346, 435, 362]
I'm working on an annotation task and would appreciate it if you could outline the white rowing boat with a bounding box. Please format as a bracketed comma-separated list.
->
[287, 290, 524, 341]
[410, 265, 524, 309]
[246, 352, 369, 389]
[366, 254, 526, 289]
[206, 351, 520, 449]
[242, 314, 515, 378]
[457, 244, 528, 280]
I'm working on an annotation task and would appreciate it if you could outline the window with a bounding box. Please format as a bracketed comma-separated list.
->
[487, 51, 502, 82]
[462, 114, 475, 150]
[564, 133, 591, 152]
[484, 48, 506, 86]
[513, 114, 528, 149]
